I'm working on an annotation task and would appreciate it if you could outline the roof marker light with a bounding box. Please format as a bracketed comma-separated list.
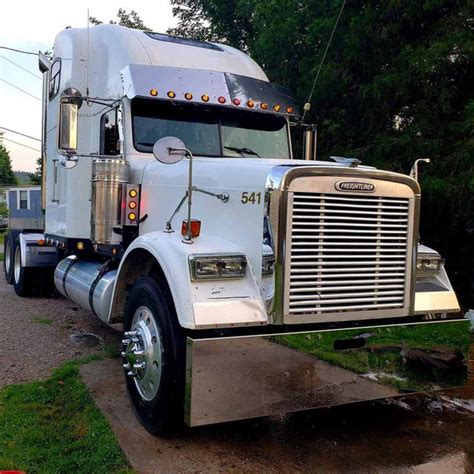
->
[260, 102, 268, 110]
[167, 90, 176, 98]
[274, 104, 281, 112]
[184, 92, 193, 100]
[233, 98, 241, 106]
[286, 106, 294, 114]
[201, 94, 209, 102]
[150, 89, 158, 97]
[218, 96, 226, 104]
[247, 99, 254, 108]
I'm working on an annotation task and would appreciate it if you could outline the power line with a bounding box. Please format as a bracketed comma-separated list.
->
[301, 0, 347, 122]
[0, 78, 41, 101]
[2, 137, 41, 152]
[0, 45, 38, 56]
[0, 54, 41, 80]
[0, 127, 41, 142]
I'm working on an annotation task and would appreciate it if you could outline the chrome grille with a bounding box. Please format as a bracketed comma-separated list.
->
[287, 192, 410, 315]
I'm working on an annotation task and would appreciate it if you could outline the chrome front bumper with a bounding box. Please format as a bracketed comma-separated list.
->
[184, 319, 472, 426]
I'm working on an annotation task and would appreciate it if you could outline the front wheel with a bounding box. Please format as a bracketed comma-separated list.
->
[122, 276, 185, 435]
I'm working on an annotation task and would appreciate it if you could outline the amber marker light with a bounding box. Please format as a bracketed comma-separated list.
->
[128, 212, 137, 221]
[184, 92, 193, 100]
[260, 102, 268, 110]
[233, 98, 241, 106]
[129, 189, 138, 198]
[150, 89, 158, 97]
[274, 104, 281, 112]
[201, 94, 209, 102]
[129, 201, 137, 209]
[247, 99, 254, 108]
[76, 242, 84, 251]
[181, 219, 201, 238]
[286, 106, 294, 114]
[218, 96, 226, 104]
[37, 239, 45, 246]
[167, 90, 176, 98]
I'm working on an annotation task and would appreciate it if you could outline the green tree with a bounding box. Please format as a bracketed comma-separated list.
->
[170, 0, 474, 307]
[0, 144, 17, 186]
[90, 8, 151, 31]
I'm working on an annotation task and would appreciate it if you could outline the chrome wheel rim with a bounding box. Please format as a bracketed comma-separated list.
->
[5, 239, 11, 274]
[122, 306, 162, 401]
[14, 245, 21, 284]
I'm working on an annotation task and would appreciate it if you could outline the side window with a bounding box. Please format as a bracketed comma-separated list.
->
[49, 58, 61, 100]
[19, 190, 28, 210]
[100, 108, 120, 155]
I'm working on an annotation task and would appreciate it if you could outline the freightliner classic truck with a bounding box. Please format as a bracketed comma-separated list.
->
[3, 24, 470, 434]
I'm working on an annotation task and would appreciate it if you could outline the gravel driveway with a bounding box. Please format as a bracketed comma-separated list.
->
[0, 276, 120, 388]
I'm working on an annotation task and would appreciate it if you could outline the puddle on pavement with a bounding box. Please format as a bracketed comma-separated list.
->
[69, 331, 102, 347]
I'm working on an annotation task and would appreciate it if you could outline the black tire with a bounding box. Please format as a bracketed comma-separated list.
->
[3, 232, 14, 284]
[12, 237, 36, 297]
[123, 276, 185, 435]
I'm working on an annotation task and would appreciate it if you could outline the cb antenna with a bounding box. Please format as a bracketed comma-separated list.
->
[301, 0, 347, 123]
[86, 8, 90, 101]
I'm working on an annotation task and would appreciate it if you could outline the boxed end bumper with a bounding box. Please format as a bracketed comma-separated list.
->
[185, 319, 472, 426]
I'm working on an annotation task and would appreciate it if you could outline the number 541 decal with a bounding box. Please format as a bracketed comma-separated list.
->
[241, 192, 262, 204]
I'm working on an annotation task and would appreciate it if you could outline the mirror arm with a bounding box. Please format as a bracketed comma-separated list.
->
[164, 191, 189, 233]
[192, 186, 229, 203]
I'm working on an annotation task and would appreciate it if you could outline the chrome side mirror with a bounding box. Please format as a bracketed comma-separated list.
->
[58, 102, 78, 153]
[152, 136, 187, 164]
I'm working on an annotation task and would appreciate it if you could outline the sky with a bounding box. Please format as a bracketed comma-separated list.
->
[0, 1, 177, 172]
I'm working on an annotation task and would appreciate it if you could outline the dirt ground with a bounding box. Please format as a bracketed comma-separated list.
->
[0, 276, 120, 388]
[2, 276, 474, 473]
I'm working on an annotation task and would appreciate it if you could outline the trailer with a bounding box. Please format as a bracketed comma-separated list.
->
[2, 24, 470, 434]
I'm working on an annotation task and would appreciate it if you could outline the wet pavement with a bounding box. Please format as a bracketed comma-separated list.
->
[81, 358, 474, 473]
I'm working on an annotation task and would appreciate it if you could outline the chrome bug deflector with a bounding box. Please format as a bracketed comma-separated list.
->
[184, 319, 471, 426]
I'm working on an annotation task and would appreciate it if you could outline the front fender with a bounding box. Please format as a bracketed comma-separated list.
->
[108, 231, 268, 329]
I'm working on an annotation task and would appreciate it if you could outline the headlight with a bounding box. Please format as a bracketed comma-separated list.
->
[262, 253, 275, 275]
[416, 255, 443, 276]
[189, 254, 247, 280]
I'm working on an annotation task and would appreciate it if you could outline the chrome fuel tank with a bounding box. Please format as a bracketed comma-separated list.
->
[54, 256, 117, 321]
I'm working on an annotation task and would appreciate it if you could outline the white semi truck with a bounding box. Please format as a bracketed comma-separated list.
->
[3, 25, 470, 434]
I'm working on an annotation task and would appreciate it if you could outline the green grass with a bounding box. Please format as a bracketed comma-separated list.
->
[0, 253, 3, 262]
[0, 357, 131, 473]
[279, 321, 471, 390]
[32, 317, 53, 325]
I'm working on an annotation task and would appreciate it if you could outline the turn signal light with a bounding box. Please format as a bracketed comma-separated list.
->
[128, 201, 137, 209]
[274, 104, 281, 112]
[286, 106, 294, 114]
[218, 96, 226, 104]
[37, 239, 45, 246]
[181, 219, 201, 238]
[76, 242, 84, 251]
[150, 89, 158, 97]
[201, 94, 209, 102]
[233, 98, 241, 106]
[247, 99, 254, 108]
[260, 102, 268, 110]
[129, 189, 138, 198]
[184, 92, 193, 100]
[167, 90, 176, 98]
[128, 212, 137, 221]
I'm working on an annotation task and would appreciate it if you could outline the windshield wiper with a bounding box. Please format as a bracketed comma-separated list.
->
[224, 146, 261, 158]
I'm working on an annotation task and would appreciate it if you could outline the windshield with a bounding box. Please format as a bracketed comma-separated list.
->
[131, 98, 290, 159]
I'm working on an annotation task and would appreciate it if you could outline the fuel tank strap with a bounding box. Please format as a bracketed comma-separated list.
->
[61, 256, 78, 300]
[88, 261, 112, 317]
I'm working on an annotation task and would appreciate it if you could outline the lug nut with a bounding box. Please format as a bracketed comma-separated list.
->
[133, 362, 145, 370]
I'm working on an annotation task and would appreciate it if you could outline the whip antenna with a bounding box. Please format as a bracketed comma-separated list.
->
[301, 0, 347, 123]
